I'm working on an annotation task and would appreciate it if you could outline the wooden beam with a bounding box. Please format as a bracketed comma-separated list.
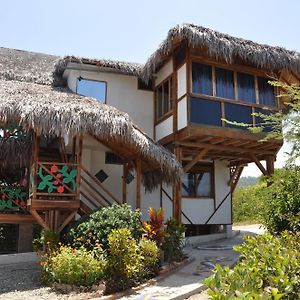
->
[266, 156, 275, 176]
[58, 210, 77, 233]
[231, 166, 244, 193]
[249, 153, 268, 176]
[135, 157, 142, 209]
[173, 147, 182, 222]
[122, 163, 129, 204]
[183, 149, 208, 173]
[30, 200, 80, 210]
[179, 141, 275, 156]
[30, 209, 50, 231]
[0, 214, 37, 224]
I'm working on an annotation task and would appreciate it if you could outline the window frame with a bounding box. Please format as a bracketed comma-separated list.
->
[154, 75, 174, 123]
[181, 163, 215, 199]
[190, 58, 278, 109]
[76, 77, 107, 104]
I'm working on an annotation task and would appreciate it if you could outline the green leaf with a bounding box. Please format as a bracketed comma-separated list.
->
[69, 169, 78, 178]
[44, 175, 53, 181]
[38, 182, 47, 190]
[48, 186, 54, 193]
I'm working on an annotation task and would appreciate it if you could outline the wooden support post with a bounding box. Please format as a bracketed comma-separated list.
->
[76, 135, 83, 200]
[32, 133, 40, 200]
[135, 158, 142, 209]
[58, 210, 77, 233]
[266, 156, 275, 176]
[122, 163, 128, 204]
[249, 153, 268, 176]
[173, 147, 182, 222]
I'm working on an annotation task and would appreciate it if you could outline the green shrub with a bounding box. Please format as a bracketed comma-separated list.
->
[67, 204, 142, 250]
[33, 230, 60, 253]
[41, 245, 106, 286]
[204, 232, 300, 299]
[139, 238, 160, 276]
[262, 167, 300, 234]
[162, 218, 185, 262]
[105, 228, 142, 293]
[233, 182, 266, 224]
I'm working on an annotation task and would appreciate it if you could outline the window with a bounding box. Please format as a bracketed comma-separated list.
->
[237, 72, 256, 103]
[216, 67, 234, 99]
[155, 77, 173, 121]
[257, 77, 275, 106]
[105, 152, 124, 165]
[76, 78, 107, 103]
[224, 103, 253, 129]
[192, 62, 213, 95]
[182, 164, 213, 198]
[190, 97, 222, 126]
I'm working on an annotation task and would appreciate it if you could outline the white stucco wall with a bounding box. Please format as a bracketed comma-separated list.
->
[181, 161, 231, 225]
[177, 63, 187, 98]
[177, 97, 187, 130]
[155, 60, 173, 87]
[66, 66, 154, 138]
[155, 116, 173, 141]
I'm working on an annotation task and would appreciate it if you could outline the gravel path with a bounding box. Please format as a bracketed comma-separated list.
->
[0, 262, 100, 300]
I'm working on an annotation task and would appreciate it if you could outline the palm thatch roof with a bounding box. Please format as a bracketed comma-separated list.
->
[54, 56, 142, 86]
[0, 78, 181, 190]
[141, 23, 300, 82]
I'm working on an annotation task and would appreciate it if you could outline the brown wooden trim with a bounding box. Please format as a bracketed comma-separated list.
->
[135, 158, 142, 209]
[155, 111, 173, 125]
[183, 149, 208, 173]
[249, 154, 268, 176]
[122, 163, 128, 204]
[81, 165, 121, 204]
[173, 147, 182, 222]
[30, 200, 80, 210]
[58, 210, 77, 232]
[0, 214, 37, 224]
[190, 92, 278, 110]
[30, 209, 50, 231]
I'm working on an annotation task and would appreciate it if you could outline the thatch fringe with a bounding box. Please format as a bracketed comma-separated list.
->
[0, 79, 181, 191]
[53, 56, 142, 87]
[141, 23, 300, 82]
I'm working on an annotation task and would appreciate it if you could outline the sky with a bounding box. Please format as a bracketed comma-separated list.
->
[1, 0, 299, 177]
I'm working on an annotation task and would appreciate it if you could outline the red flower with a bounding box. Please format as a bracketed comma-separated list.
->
[50, 165, 58, 173]
[56, 173, 62, 179]
[53, 180, 59, 185]
[57, 186, 64, 193]
[20, 201, 26, 207]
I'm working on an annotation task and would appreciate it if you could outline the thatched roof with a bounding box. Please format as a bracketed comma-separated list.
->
[0, 78, 181, 190]
[141, 23, 300, 82]
[54, 56, 142, 86]
[0, 47, 60, 85]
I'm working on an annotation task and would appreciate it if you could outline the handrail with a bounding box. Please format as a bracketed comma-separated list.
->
[205, 191, 231, 224]
[161, 188, 193, 225]
[37, 161, 79, 166]
[81, 165, 121, 204]
[81, 175, 112, 206]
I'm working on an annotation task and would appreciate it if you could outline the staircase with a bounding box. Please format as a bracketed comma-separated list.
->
[79, 165, 121, 215]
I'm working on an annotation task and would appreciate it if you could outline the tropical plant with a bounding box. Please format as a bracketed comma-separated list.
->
[204, 232, 300, 299]
[105, 228, 143, 293]
[41, 245, 106, 286]
[261, 167, 300, 234]
[162, 218, 185, 262]
[139, 238, 160, 276]
[67, 204, 142, 250]
[33, 230, 60, 253]
[143, 207, 165, 247]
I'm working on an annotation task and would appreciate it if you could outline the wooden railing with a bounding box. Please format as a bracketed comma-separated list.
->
[0, 184, 28, 213]
[80, 166, 121, 211]
[30, 161, 80, 199]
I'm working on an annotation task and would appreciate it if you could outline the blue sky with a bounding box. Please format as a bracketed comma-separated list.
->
[1, 0, 298, 176]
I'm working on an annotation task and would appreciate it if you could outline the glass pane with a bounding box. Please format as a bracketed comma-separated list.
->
[237, 72, 256, 103]
[257, 77, 275, 106]
[192, 62, 213, 95]
[190, 98, 222, 126]
[255, 108, 273, 132]
[157, 86, 163, 119]
[77, 79, 106, 103]
[225, 103, 252, 129]
[196, 172, 211, 197]
[163, 81, 169, 114]
[170, 78, 173, 110]
[182, 173, 195, 197]
[216, 67, 234, 99]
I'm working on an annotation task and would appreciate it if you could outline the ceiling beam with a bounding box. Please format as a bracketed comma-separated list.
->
[183, 149, 208, 173]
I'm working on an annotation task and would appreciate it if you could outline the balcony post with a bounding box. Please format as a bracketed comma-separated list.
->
[173, 146, 182, 222]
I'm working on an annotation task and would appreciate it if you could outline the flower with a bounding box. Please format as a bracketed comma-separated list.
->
[57, 186, 64, 193]
[50, 165, 58, 173]
[56, 173, 62, 179]
[53, 180, 59, 185]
